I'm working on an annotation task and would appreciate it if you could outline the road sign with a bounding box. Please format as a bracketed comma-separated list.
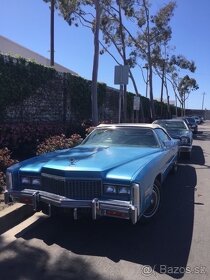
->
[114, 65, 129, 85]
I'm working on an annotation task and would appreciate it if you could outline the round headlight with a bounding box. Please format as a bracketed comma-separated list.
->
[32, 178, 41, 186]
[118, 187, 130, 195]
[181, 137, 188, 144]
[104, 185, 117, 194]
[21, 177, 30, 185]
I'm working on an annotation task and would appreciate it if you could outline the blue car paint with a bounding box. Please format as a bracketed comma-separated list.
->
[10, 145, 174, 214]
[5, 124, 179, 223]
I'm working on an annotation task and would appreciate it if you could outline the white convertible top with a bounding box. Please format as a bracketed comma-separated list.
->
[97, 123, 161, 129]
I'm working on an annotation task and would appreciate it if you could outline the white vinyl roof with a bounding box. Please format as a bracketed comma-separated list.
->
[97, 123, 161, 129]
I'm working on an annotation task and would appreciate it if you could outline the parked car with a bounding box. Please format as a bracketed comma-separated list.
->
[4, 123, 179, 224]
[198, 116, 204, 123]
[153, 119, 193, 159]
[183, 117, 198, 134]
[190, 115, 201, 124]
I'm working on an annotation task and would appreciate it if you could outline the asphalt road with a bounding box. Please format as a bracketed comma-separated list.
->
[1, 122, 210, 280]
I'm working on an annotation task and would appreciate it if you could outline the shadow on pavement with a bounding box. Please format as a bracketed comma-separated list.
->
[193, 128, 210, 141]
[181, 140, 210, 169]
[16, 163, 197, 279]
[0, 235, 113, 280]
[179, 145, 205, 166]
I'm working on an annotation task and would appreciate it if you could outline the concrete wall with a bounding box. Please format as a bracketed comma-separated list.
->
[185, 109, 210, 120]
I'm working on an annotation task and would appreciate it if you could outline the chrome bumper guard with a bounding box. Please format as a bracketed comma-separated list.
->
[5, 189, 138, 224]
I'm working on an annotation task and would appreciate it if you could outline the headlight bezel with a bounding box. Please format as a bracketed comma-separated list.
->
[20, 175, 41, 188]
[103, 184, 131, 196]
[21, 177, 31, 185]
[180, 136, 189, 144]
[32, 178, 41, 186]
[104, 185, 117, 194]
[118, 186, 131, 195]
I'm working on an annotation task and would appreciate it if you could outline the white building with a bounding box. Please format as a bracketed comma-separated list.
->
[0, 35, 78, 76]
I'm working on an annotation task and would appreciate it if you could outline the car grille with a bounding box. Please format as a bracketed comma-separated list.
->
[41, 174, 102, 200]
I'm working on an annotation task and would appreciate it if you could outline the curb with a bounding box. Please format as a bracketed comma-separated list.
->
[0, 203, 34, 235]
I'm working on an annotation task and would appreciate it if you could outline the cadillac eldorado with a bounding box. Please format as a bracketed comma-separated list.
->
[5, 123, 179, 224]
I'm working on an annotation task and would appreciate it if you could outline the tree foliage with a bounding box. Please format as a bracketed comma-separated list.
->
[42, 0, 199, 120]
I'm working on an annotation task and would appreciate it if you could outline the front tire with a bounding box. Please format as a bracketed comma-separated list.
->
[141, 180, 161, 223]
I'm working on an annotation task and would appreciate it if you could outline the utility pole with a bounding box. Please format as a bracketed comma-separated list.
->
[202, 92, 206, 110]
[143, 64, 149, 98]
[50, 0, 55, 66]
[91, 0, 101, 126]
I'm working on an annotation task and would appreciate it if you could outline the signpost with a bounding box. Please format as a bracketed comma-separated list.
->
[114, 65, 129, 123]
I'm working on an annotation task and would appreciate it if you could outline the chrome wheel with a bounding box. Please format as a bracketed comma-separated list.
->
[143, 182, 160, 219]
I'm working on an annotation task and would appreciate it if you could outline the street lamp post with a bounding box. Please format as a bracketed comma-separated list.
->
[50, 0, 55, 66]
[143, 64, 149, 98]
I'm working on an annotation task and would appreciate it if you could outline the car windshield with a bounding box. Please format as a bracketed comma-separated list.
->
[82, 127, 159, 147]
[157, 121, 187, 130]
[185, 118, 196, 124]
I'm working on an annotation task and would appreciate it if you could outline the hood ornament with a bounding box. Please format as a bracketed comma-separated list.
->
[70, 158, 77, 165]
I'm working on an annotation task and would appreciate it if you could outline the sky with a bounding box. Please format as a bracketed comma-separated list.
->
[0, 0, 209, 110]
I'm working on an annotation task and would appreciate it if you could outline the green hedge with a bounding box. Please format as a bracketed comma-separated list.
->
[0, 53, 181, 123]
[0, 54, 58, 119]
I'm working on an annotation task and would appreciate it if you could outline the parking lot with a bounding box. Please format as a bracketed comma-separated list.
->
[0, 121, 210, 280]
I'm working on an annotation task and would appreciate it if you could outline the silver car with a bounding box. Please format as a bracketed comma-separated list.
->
[153, 119, 193, 159]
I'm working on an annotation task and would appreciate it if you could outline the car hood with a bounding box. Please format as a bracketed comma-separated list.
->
[17, 145, 162, 181]
[166, 129, 191, 139]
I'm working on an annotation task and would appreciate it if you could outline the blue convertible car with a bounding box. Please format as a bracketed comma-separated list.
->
[5, 124, 178, 224]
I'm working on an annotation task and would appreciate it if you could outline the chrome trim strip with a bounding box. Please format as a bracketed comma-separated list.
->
[131, 183, 140, 216]
[73, 208, 78, 220]
[48, 204, 52, 217]
[32, 191, 39, 211]
[4, 191, 10, 204]
[179, 145, 192, 150]
[92, 198, 98, 220]
[41, 173, 66, 181]
[130, 205, 138, 224]
[41, 173, 102, 182]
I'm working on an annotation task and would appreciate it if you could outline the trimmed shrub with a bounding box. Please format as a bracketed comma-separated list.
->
[0, 148, 17, 192]
[36, 133, 83, 155]
[0, 123, 66, 159]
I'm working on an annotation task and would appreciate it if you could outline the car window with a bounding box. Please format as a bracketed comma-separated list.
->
[186, 118, 196, 124]
[82, 127, 159, 147]
[156, 121, 187, 130]
[155, 128, 170, 144]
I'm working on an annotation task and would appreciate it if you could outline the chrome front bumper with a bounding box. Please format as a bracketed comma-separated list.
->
[178, 145, 192, 153]
[4, 189, 138, 224]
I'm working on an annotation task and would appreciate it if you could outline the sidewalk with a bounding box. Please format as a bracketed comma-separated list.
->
[0, 195, 34, 235]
